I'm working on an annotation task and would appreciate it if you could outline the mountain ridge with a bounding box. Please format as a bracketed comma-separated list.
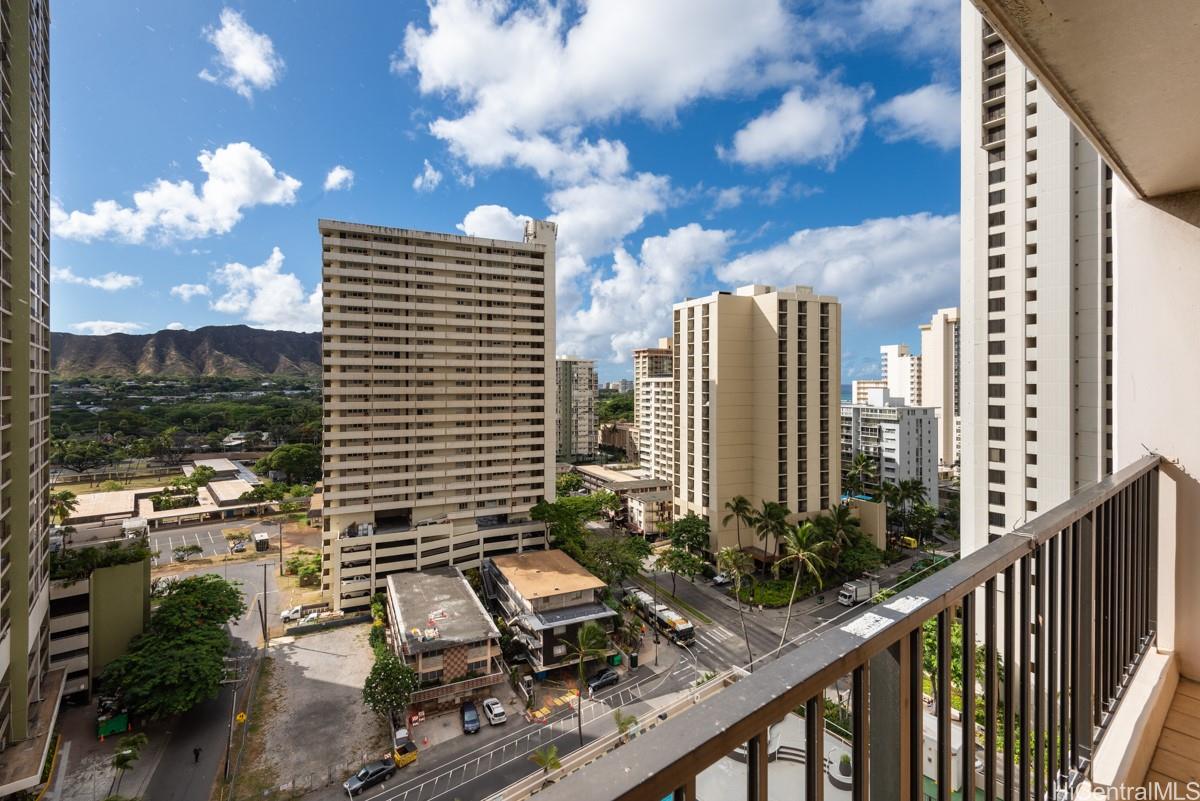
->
[50, 325, 321, 378]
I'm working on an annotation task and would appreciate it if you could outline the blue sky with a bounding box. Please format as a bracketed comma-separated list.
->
[49, 0, 962, 381]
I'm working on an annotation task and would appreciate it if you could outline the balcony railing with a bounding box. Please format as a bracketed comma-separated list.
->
[533, 454, 1161, 801]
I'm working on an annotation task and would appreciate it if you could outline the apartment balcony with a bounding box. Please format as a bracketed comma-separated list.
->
[527, 454, 1192, 800]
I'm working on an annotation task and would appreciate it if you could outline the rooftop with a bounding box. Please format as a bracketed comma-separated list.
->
[575, 463, 661, 485]
[186, 458, 241, 474]
[69, 489, 139, 520]
[490, 549, 605, 600]
[207, 478, 255, 504]
[386, 568, 498, 655]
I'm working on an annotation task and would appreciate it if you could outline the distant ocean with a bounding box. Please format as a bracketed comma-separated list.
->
[840, 384, 851, 402]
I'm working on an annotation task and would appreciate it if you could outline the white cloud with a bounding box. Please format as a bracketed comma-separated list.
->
[323, 165, 355, 192]
[165, 322, 186, 331]
[400, 0, 804, 183]
[411, 160, 443, 192]
[210, 247, 321, 331]
[719, 83, 872, 168]
[457, 205, 529, 241]
[713, 187, 745, 212]
[170, 283, 211, 302]
[718, 212, 959, 324]
[50, 142, 301, 244]
[70, 321, 145, 336]
[198, 8, 285, 99]
[853, 0, 959, 57]
[874, 83, 959, 149]
[51, 266, 142, 291]
[559, 224, 731, 363]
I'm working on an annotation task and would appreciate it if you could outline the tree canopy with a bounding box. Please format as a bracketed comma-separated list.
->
[254, 443, 321, 484]
[362, 650, 419, 718]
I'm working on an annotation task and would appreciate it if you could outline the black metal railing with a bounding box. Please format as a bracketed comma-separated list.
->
[533, 454, 1161, 801]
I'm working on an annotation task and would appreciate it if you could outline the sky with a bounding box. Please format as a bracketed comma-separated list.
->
[49, 0, 962, 382]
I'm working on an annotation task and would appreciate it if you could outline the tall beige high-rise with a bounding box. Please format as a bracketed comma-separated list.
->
[555, 356, 597, 461]
[633, 339, 672, 482]
[673, 285, 840, 554]
[880, 343, 922, 406]
[961, 6, 1113, 552]
[319, 219, 556, 612]
[918, 307, 961, 473]
[0, 0, 55, 769]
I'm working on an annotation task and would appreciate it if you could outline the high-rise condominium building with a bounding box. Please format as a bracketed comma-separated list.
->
[0, 0, 57, 782]
[880, 343, 922, 406]
[633, 339, 673, 482]
[555, 356, 597, 461]
[319, 219, 556, 613]
[961, 8, 1113, 552]
[851, 378, 888, 405]
[673, 285, 840, 554]
[841, 389, 939, 507]
[918, 307, 962, 473]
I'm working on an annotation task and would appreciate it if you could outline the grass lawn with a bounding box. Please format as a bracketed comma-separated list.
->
[54, 474, 168, 494]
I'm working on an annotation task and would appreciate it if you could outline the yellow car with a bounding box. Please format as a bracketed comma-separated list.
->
[899, 536, 918, 549]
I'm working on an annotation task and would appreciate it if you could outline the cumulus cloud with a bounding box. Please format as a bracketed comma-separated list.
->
[198, 8, 285, 99]
[50, 142, 300, 244]
[210, 247, 321, 331]
[170, 283, 211, 302]
[457, 205, 529, 241]
[165, 322, 186, 331]
[874, 83, 959, 149]
[399, 0, 804, 183]
[411, 160, 443, 192]
[323, 165, 355, 191]
[719, 83, 872, 168]
[559, 224, 731, 364]
[71, 321, 145, 336]
[51, 266, 142, 291]
[718, 212, 959, 324]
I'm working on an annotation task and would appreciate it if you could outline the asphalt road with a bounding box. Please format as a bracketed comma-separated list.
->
[141, 559, 280, 801]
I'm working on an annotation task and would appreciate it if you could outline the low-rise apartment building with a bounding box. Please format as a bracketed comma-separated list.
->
[385, 569, 504, 713]
[573, 464, 672, 537]
[482, 550, 615, 675]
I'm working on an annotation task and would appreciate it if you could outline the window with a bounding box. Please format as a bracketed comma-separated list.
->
[989, 168, 1005, 184]
[988, 405, 1005, 420]
[988, 491, 1005, 505]
[988, 254, 1005, 270]
[423, 669, 443, 683]
[988, 319, 1006, 334]
[988, 384, 1006, 398]
[988, 426, 1005, 440]
[988, 276, 1005, 291]
[1026, 476, 1037, 488]
[553, 625, 567, 635]
[988, 362, 1006, 376]
[988, 469, 1005, 484]
[552, 644, 567, 657]
[988, 189, 1005, 205]
[988, 298, 1006, 312]
[988, 233, 1005, 247]
[988, 341, 1006, 355]
[988, 447, 1006, 462]
[467, 660, 488, 673]
[989, 512, 1006, 528]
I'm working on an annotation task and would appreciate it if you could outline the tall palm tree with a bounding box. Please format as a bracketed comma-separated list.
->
[49, 490, 79, 526]
[564, 621, 609, 746]
[722, 495, 756, 553]
[899, 479, 928, 512]
[817, 504, 860, 551]
[717, 547, 755, 672]
[754, 500, 791, 562]
[529, 744, 562, 785]
[774, 522, 836, 651]
[846, 453, 879, 499]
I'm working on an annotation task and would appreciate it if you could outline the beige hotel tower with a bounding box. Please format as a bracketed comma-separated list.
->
[673, 285, 841, 555]
[319, 219, 557, 612]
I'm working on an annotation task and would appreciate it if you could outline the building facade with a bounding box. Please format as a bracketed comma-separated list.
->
[574, 463, 672, 536]
[851, 378, 888, 405]
[918, 307, 962, 473]
[0, 0, 57, 774]
[673, 285, 841, 555]
[840, 390, 940, 507]
[880, 344, 922, 406]
[319, 219, 556, 612]
[555, 357, 597, 461]
[961, 8, 1113, 551]
[633, 339, 673, 482]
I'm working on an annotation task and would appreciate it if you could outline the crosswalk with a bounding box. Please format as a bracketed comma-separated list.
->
[693, 623, 736, 649]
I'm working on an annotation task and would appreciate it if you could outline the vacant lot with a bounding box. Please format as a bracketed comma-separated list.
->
[233, 625, 389, 798]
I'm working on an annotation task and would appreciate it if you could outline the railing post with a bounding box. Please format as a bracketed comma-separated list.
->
[869, 644, 903, 801]
[747, 729, 769, 801]
[805, 695, 825, 801]
[852, 663, 870, 801]
[1073, 514, 1096, 782]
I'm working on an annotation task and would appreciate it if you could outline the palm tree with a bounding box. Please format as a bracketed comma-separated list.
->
[717, 547, 755, 671]
[49, 490, 79, 526]
[899, 479, 927, 512]
[845, 453, 878, 499]
[774, 522, 836, 652]
[613, 708, 638, 743]
[753, 500, 791, 562]
[564, 621, 609, 746]
[109, 733, 148, 796]
[817, 504, 860, 551]
[529, 744, 562, 785]
[722, 495, 756, 553]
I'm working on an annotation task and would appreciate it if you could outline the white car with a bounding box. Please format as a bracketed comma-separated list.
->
[280, 605, 304, 622]
[711, 573, 732, 586]
[482, 697, 507, 725]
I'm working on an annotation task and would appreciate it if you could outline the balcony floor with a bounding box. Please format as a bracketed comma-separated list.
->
[1145, 678, 1200, 790]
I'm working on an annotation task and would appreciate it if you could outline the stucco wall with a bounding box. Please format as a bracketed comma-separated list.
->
[88, 558, 151, 680]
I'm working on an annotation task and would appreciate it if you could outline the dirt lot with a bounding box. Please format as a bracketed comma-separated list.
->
[232, 624, 389, 798]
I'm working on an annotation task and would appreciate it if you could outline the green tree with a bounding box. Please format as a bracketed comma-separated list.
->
[362, 650, 419, 719]
[556, 472, 584, 495]
[583, 532, 651, 587]
[753, 500, 791, 560]
[565, 621, 609, 746]
[669, 513, 710, 554]
[613, 708, 638, 742]
[255, 443, 321, 484]
[722, 495, 756, 553]
[774, 522, 836, 652]
[528, 744, 562, 781]
[657, 546, 703, 596]
[286, 550, 322, 586]
[844, 452, 878, 499]
[597, 392, 634, 424]
[172, 544, 203, 561]
[717, 547, 755, 671]
[101, 576, 246, 719]
[49, 490, 80, 525]
[815, 504, 861, 551]
[109, 733, 148, 797]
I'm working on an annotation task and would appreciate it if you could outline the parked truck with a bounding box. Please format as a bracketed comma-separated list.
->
[837, 577, 881, 606]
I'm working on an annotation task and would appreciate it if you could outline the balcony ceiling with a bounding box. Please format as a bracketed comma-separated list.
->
[973, 0, 1200, 198]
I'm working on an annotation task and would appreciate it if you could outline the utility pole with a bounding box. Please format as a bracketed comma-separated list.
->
[278, 517, 284, 577]
[651, 558, 660, 666]
[260, 562, 269, 649]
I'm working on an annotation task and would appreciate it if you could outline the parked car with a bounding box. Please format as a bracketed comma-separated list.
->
[343, 759, 395, 795]
[461, 700, 481, 734]
[482, 697, 507, 725]
[280, 605, 304, 622]
[231, 540, 247, 553]
[711, 572, 731, 586]
[587, 668, 619, 693]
